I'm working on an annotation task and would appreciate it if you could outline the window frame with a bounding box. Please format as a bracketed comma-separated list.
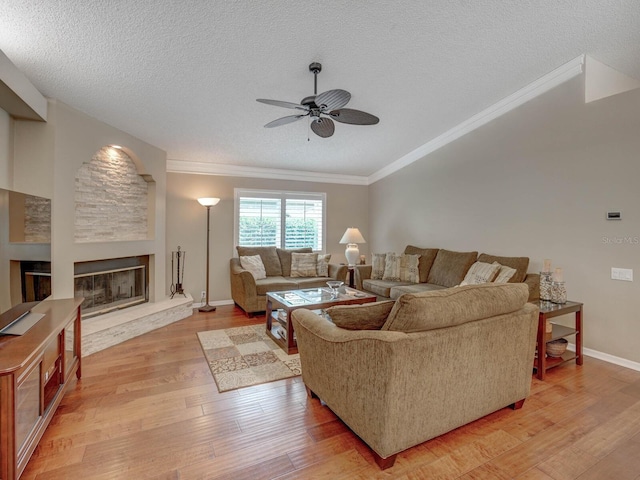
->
[234, 188, 327, 253]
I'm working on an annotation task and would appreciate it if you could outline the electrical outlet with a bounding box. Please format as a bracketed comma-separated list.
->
[200, 291, 206, 301]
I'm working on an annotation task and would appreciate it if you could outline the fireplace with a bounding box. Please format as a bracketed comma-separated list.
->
[74, 256, 149, 319]
[21, 261, 52, 302]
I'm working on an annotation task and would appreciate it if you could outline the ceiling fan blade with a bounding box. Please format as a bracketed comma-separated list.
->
[264, 115, 306, 128]
[310, 118, 335, 138]
[315, 89, 351, 111]
[329, 108, 380, 125]
[257, 99, 308, 111]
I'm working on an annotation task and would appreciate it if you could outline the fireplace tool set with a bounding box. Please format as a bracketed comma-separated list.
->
[170, 246, 187, 298]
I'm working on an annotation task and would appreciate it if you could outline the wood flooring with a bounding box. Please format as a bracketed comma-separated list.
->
[21, 305, 640, 479]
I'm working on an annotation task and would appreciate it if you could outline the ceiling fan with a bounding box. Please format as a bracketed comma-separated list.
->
[257, 62, 379, 138]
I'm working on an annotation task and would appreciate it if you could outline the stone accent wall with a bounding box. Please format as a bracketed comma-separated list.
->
[24, 195, 51, 243]
[75, 147, 149, 242]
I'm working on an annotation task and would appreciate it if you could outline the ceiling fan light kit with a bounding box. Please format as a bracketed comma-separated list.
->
[257, 62, 379, 138]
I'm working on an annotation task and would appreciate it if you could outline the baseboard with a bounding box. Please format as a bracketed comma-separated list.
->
[567, 343, 640, 372]
[193, 299, 235, 309]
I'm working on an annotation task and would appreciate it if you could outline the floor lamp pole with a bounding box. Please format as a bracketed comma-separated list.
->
[198, 197, 220, 312]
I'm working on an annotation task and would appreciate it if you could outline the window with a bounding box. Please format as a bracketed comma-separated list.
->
[235, 189, 325, 251]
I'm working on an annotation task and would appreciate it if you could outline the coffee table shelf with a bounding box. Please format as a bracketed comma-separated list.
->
[266, 287, 376, 354]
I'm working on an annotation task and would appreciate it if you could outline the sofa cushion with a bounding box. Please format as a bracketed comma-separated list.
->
[477, 253, 529, 283]
[326, 300, 395, 330]
[237, 246, 282, 276]
[400, 254, 421, 283]
[291, 277, 332, 289]
[277, 247, 313, 276]
[382, 283, 529, 333]
[493, 262, 517, 283]
[239, 255, 267, 280]
[291, 252, 318, 277]
[427, 249, 478, 287]
[316, 254, 331, 277]
[389, 283, 446, 300]
[371, 253, 386, 280]
[382, 252, 402, 281]
[255, 277, 297, 295]
[460, 261, 500, 286]
[404, 246, 439, 283]
[363, 278, 413, 298]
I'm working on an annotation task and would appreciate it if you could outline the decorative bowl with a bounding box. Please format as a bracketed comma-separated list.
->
[326, 281, 344, 297]
[546, 338, 568, 357]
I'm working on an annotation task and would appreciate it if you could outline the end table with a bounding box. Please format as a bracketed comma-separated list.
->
[535, 300, 583, 380]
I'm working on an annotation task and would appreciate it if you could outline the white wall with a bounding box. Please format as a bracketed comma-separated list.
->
[368, 75, 640, 364]
[166, 172, 369, 303]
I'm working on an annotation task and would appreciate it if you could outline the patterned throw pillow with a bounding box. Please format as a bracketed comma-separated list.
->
[290, 252, 318, 278]
[460, 261, 500, 286]
[382, 252, 402, 281]
[371, 253, 387, 280]
[400, 254, 421, 283]
[239, 255, 267, 280]
[316, 254, 332, 277]
[492, 262, 517, 283]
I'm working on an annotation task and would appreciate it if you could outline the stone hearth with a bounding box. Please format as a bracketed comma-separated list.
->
[81, 294, 193, 356]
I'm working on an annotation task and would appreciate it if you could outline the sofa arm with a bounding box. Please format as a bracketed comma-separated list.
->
[523, 273, 540, 301]
[229, 258, 258, 308]
[353, 265, 372, 290]
[328, 263, 348, 283]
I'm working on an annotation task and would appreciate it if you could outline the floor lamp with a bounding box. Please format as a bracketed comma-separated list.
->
[197, 197, 220, 312]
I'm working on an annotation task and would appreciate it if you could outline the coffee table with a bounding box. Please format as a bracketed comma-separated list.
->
[266, 287, 377, 354]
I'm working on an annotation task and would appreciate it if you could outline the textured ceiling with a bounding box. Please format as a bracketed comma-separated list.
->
[1, 1, 640, 180]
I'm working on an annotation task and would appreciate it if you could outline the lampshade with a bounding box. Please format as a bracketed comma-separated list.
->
[339, 227, 366, 244]
[197, 197, 220, 207]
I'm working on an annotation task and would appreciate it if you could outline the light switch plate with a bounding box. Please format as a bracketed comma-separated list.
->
[612, 267, 633, 281]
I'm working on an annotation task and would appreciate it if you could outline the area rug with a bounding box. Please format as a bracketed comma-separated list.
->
[197, 324, 301, 393]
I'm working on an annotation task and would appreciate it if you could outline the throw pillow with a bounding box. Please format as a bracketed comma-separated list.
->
[316, 254, 331, 277]
[326, 300, 395, 330]
[371, 253, 386, 280]
[492, 261, 517, 283]
[239, 255, 267, 280]
[460, 261, 500, 286]
[290, 252, 318, 278]
[400, 254, 421, 283]
[382, 252, 402, 281]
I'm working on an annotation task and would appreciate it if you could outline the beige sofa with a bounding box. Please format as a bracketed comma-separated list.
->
[355, 246, 540, 302]
[230, 246, 348, 315]
[292, 283, 539, 469]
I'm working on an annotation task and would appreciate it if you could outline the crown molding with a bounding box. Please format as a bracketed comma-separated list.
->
[367, 55, 586, 185]
[166, 159, 369, 185]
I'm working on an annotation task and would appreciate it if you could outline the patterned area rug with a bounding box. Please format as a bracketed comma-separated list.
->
[197, 324, 301, 393]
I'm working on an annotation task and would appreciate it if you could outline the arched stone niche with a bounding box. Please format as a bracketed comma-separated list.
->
[75, 146, 154, 242]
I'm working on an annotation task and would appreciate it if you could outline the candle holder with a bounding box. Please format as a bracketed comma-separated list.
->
[551, 281, 567, 304]
[540, 271, 553, 302]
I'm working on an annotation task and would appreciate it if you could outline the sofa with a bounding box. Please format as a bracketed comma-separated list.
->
[355, 246, 540, 302]
[291, 283, 539, 469]
[230, 246, 348, 315]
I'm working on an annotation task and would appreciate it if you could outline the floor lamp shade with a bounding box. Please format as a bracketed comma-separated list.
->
[197, 197, 220, 312]
[339, 227, 366, 266]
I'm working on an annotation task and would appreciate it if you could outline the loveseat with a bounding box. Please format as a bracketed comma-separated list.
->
[355, 246, 540, 302]
[230, 246, 348, 315]
[292, 283, 539, 469]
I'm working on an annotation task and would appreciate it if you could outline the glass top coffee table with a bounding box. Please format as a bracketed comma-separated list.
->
[266, 287, 376, 354]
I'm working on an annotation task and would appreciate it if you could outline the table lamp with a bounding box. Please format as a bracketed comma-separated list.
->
[339, 227, 366, 266]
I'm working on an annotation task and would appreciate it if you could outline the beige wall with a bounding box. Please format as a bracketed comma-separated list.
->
[0, 108, 11, 189]
[368, 76, 640, 364]
[12, 100, 167, 303]
[166, 172, 369, 302]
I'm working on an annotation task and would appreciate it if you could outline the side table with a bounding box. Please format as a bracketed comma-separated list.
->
[534, 300, 583, 380]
